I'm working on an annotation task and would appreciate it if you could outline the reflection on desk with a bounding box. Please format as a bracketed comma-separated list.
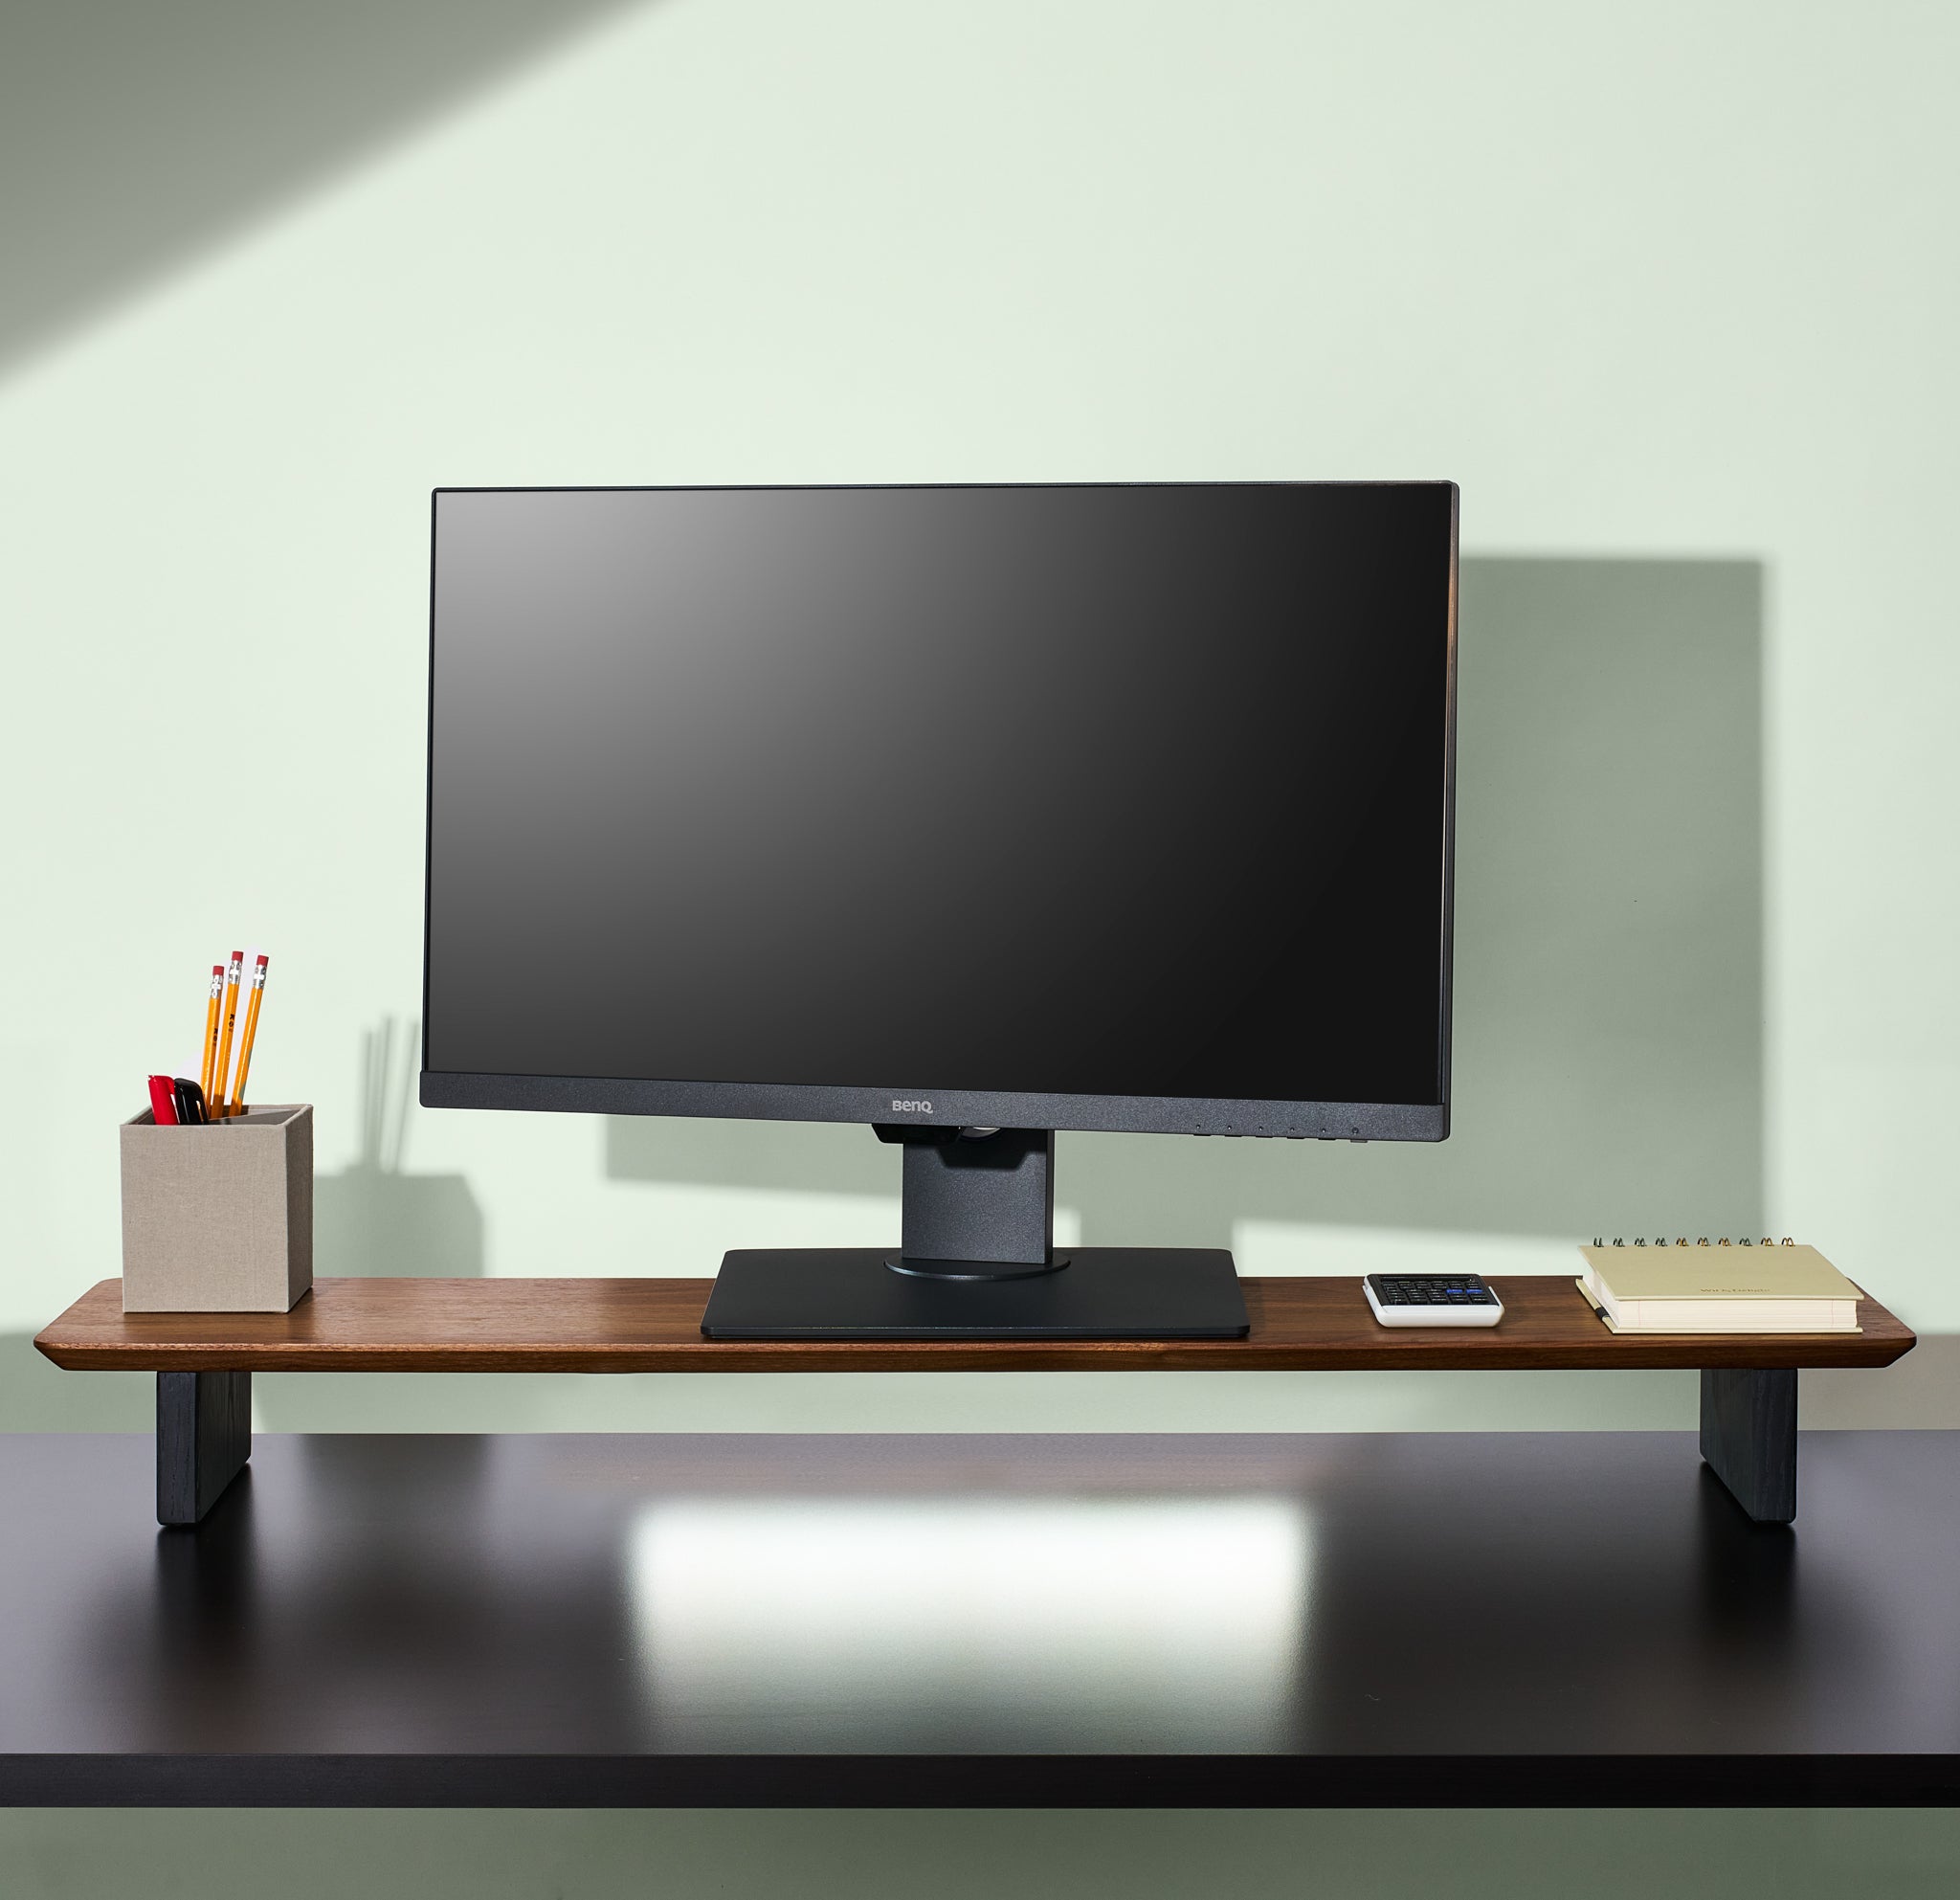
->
[629, 1496, 1310, 1751]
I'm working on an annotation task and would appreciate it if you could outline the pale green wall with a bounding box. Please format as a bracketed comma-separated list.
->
[4, 0, 1957, 1435]
[5, 1809, 1960, 1900]
[3, 0, 1957, 1889]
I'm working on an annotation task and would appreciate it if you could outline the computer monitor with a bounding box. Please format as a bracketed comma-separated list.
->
[422, 482, 1458, 1339]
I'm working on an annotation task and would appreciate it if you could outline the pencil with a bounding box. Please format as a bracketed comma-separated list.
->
[210, 950, 244, 1118]
[198, 964, 223, 1105]
[228, 955, 269, 1115]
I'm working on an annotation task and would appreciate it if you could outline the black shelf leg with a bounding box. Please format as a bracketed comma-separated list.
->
[1700, 1368, 1796, 1525]
[157, 1371, 252, 1527]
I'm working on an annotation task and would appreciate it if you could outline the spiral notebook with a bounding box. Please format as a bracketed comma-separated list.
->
[1576, 1240, 1862, 1334]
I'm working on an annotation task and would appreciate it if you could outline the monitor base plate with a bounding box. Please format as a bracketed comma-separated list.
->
[701, 1247, 1249, 1340]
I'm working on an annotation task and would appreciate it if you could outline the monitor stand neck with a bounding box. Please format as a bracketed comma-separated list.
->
[889, 1128, 1062, 1282]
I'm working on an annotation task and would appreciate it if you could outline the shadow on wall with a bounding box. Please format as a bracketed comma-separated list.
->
[608, 557, 1767, 1246]
[315, 1018, 485, 1277]
[0, 0, 647, 374]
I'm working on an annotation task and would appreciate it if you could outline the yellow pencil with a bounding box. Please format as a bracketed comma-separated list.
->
[198, 964, 224, 1105]
[229, 955, 269, 1115]
[210, 950, 244, 1117]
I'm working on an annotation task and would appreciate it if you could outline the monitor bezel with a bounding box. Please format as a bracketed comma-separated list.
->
[419, 481, 1458, 1144]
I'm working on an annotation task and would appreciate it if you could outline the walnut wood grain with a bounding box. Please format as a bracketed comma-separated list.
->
[34, 1276, 1916, 1375]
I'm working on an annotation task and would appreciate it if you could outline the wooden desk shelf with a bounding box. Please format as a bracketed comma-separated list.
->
[36, 1275, 1915, 1527]
[35, 1274, 1914, 1374]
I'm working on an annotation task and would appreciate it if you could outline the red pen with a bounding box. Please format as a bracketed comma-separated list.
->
[146, 1074, 180, 1126]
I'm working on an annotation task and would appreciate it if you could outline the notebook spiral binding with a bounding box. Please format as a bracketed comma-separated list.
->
[1591, 1237, 1795, 1249]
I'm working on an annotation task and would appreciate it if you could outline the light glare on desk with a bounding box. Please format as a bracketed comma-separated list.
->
[628, 1496, 1312, 1752]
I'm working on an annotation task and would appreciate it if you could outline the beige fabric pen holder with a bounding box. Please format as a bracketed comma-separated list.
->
[120, 1103, 313, 1312]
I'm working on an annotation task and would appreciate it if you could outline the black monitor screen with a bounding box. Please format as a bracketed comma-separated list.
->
[426, 484, 1454, 1114]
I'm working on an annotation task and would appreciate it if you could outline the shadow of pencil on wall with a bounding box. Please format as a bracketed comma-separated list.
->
[314, 1017, 485, 1278]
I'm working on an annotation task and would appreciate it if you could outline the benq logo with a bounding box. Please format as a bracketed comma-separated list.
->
[890, 1099, 933, 1113]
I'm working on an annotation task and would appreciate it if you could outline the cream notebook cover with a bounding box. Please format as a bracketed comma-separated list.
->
[1581, 1243, 1857, 1304]
[1577, 1242, 1862, 1334]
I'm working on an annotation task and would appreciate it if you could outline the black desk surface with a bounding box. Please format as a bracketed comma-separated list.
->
[3, 1430, 1955, 1806]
